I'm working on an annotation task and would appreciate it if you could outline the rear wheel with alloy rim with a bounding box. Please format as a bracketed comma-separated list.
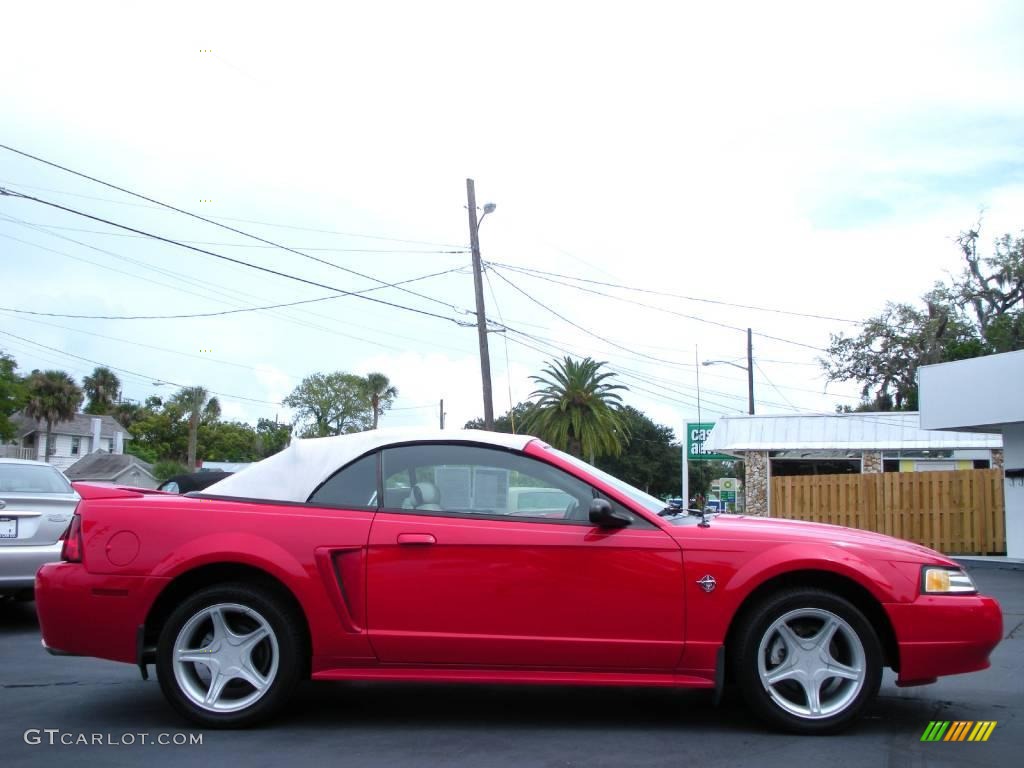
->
[735, 588, 882, 733]
[156, 583, 304, 727]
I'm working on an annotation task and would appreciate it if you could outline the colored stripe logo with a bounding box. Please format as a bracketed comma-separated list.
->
[921, 721, 997, 742]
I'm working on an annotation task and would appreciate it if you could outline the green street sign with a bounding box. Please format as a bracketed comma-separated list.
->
[686, 422, 731, 461]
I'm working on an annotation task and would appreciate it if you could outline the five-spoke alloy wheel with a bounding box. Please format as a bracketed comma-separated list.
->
[735, 588, 882, 733]
[156, 583, 304, 728]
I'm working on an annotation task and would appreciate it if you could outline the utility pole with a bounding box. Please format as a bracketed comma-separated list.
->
[439, 398, 445, 430]
[466, 178, 495, 430]
[746, 327, 755, 415]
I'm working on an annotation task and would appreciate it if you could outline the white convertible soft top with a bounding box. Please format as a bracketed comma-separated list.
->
[200, 428, 537, 503]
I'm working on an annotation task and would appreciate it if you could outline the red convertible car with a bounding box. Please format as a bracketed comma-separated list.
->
[35, 430, 1002, 733]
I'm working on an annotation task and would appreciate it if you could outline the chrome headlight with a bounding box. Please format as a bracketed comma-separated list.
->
[921, 566, 977, 595]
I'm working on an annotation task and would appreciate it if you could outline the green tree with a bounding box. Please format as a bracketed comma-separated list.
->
[24, 370, 84, 462]
[822, 292, 984, 410]
[465, 402, 534, 433]
[171, 386, 220, 471]
[128, 399, 188, 464]
[110, 400, 144, 431]
[595, 406, 680, 496]
[0, 352, 28, 441]
[198, 420, 259, 462]
[82, 366, 122, 414]
[256, 417, 292, 458]
[524, 356, 628, 462]
[283, 372, 371, 437]
[362, 372, 398, 429]
[824, 224, 1023, 408]
[955, 228, 1024, 352]
[152, 460, 188, 483]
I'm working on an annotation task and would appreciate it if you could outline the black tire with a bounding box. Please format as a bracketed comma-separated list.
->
[155, 582, 305, 728]
[734, 587, 882, 734]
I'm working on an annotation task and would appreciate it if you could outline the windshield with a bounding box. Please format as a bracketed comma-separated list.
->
[0, 464, 74, 494]
[543, 446, 667, 515]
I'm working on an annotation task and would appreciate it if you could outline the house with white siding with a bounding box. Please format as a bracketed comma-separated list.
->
[3, 413, 132, 472]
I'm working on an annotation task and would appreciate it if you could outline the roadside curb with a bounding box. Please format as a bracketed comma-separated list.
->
[954, 557, 1024, 572]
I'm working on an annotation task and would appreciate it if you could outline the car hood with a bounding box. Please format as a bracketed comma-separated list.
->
[671, 514, 955, 564]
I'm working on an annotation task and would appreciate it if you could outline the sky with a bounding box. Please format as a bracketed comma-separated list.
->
[1, 0, 1023, 437]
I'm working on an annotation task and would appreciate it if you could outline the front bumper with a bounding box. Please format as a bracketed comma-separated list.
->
[888, 594, 1003, 683]
[35, 562, 168, 664]
[0, 542, 63, 593]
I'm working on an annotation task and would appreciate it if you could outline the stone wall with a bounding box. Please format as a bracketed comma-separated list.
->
[744, 450, 770, 516]
[861, 450, 883, 473]
[992, 449, 1004, 469]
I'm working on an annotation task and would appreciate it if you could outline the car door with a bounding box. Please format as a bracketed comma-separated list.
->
[366, 443, 685, 670]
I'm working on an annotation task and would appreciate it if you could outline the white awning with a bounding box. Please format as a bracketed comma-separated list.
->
[703, 412, 1002, 456]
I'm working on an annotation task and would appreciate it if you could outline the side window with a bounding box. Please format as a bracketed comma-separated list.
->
[380, 444, 650, 527]
[308, 452, 378, 509]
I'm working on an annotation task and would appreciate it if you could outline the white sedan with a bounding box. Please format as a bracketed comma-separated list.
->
[0, 459, 78, 600]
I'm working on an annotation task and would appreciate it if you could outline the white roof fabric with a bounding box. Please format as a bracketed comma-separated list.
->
[703, 412, 1002, 456]
[201, 428, 537, 503]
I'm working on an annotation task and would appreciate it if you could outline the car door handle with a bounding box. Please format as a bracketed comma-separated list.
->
[396, 533, 436, 546]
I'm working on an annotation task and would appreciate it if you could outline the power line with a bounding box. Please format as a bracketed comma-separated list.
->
[0, 187, 468, 325]
[488, 267, 698, 368]
[0, 147, 471, 313]
[499, 327, 746, 414]
[488, 262, 828, 352]
[483, 268, 518, 422]
[1, 312, 300, 378]
[0, 172, 466, 249]
[0, 186, 467, 316]
[489, 261, 862, 325]
[0, 215, 478, 356]
[0, 266, 464, 320]
[0, 329, 281, 406]
[482, 272, 841, 410]
[5, 219, 468, 254]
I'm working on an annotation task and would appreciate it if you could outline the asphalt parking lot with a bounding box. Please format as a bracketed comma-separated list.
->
[1, 564, 1021, 768]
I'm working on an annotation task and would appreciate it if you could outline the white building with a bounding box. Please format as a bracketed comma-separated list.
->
[4, 413, 131, 472]
[919, 349, 1024, 558]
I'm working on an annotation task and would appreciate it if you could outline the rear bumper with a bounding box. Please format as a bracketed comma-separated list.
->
[35, 562, 168, 664]
[0, 542, 63, 592]
[888, 594, 1003, 683]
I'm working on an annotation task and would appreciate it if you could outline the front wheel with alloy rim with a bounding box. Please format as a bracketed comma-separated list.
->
[155, 583, 305, 728]
[734, 588, 882, 734]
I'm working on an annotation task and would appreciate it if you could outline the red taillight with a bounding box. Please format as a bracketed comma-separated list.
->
[61, 514, 83, 563]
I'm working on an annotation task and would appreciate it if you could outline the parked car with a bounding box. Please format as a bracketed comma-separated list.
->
[157, 470, 233, 494]
[0, 458, 78, 600]
[35, 430, 1002, 733]
[506, 486, 574, 517]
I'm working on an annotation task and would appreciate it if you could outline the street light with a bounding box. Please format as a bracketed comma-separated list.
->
[702, 328, 755, 415]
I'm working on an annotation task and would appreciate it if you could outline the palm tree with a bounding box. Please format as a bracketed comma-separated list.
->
[524, 356, 628, 462]
[82, 366, 122, 414]
[172, 386, 220, 470]
[24, 370, 84, 462]
[363, 372, 398, 429]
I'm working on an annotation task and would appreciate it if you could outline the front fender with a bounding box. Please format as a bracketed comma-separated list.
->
[724, 543, 896, 604]
[678, 542, 896, 675]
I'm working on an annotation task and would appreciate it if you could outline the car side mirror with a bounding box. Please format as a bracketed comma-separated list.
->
[588, 498, 631, 528]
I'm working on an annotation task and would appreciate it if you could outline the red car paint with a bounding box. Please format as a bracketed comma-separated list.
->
[35, 438, 1002, 692]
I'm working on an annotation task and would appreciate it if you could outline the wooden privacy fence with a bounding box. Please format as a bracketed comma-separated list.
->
[770, 469, 1005, 555]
